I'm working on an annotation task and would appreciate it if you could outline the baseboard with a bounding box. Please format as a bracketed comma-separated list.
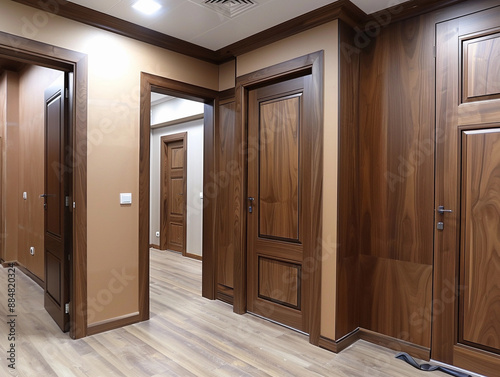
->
[16, 263, 45, 289]
[1, 260, 44, 289]
[359, 328, 431, 361]
[185, 252, 202, 261]
[87, 312, 141, 336]
[149, 244, 161, 250]
[319, 328, 360, 353]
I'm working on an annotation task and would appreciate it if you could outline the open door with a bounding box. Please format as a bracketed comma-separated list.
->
[43, 74, 71, 332]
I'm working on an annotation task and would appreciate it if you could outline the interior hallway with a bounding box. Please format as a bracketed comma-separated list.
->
[0, 249, 469, 377]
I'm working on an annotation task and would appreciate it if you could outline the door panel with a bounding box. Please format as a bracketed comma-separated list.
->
[461, 129, 500, 354]
[247, 76, 310, 333]
[433, 6, 500, 374]
[44, 74, 70, 332]
[259, 95, 300, 241]
[160, 134, 187, 254]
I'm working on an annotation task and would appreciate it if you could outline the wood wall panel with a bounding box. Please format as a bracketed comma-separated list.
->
[359, 256, 432, 347]
[461, 129, 500, 353]
[358, 14, 435, 348]
[259, 96, 300, 241]
[216, 98, 238, 294]
[336, 21, 360, 339]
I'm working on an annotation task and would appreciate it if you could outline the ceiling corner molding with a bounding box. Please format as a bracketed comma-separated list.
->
[214, 0, 367, 61]
[11, 0, 220, 64]
[365, 0, 470, 24]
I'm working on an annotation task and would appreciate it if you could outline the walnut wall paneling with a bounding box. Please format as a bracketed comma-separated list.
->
[358, 13, 435, 350]
[335, 20, 360, 340]
[215, 96, 239, 303]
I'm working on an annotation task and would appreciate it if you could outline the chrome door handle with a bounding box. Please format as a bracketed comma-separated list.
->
[437, 205, 453, 214]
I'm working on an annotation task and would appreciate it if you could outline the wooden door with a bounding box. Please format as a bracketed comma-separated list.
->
[160, 133, 187, 254]
[43, 75, 70, 332]
[247, 76, 314, 333]
[433, 6, 500, 375]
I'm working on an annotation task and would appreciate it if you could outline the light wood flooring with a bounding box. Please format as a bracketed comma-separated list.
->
[0, 249, 478, 376]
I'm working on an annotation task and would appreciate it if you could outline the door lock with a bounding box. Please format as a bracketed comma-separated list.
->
[248, 197, 255, 213]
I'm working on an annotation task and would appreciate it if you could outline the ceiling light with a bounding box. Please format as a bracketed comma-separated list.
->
[132, 0, 162, 15]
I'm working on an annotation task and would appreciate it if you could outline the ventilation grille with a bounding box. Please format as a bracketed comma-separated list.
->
[199, 0, 257, 18]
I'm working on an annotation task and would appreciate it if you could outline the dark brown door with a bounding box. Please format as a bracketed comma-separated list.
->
[160, 133, 187, 254]
[43, 74, 70, 332]
[433, 6, 500, 375]
[247, 76, 313, 333]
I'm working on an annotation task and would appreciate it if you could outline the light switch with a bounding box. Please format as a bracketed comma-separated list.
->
[120, 193, 132, 205]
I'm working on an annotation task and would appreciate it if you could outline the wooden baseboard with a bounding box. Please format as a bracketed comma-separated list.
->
[2, 260, 45, 289]
[87, 312, 141, 336]
[185, 252, 202, 261]
[149, 244, 161, 250]
[16, 263, 45, 289]
[217, 285, 234, 305]
[359, 328, 430, 361]
[319, 328, 360, 353]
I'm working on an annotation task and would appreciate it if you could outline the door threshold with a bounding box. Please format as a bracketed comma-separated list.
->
[247, 311, 308, 336]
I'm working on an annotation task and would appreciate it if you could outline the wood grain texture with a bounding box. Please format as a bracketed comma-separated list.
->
[336, 20, 360, 340]
[433, 6, 500, 373]
[259, 95, 300, 241]
[239, 52, 323, 344]
[359, 256, 433, 348]
[0, 249, 472, 377]
[258, 257, 300, 309]
[460, 129, 500, 353]
[215, 98, 237, 293]
[464, 34, 500, 101]
[358, 13, 435, 349]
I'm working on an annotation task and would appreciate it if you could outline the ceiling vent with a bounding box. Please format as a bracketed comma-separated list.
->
[198, 0, 257, 18]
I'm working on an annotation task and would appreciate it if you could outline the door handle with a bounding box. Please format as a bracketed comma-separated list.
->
[437, 205, 453, 214]
[248, 197, 254, 213]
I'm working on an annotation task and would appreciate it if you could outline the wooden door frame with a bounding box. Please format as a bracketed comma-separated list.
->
[160, 132, 187, 255]
[0, 31, 88, 339]
[139, 73, 218, 319]
[234, 51, 324, 345]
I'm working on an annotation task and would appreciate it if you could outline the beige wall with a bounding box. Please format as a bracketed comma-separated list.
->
[0, 71, 19, 263]
[17, 65, 63, 279]
[237, 20, 339, 340]
[0, 0, 218, 326]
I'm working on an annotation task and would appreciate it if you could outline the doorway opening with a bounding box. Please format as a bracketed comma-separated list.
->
[0, 31, 88, 339]
[149, 93, 204, 261]
[139, 73, 218, 321]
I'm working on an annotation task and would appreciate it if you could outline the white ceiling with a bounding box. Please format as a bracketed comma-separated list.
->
[68, 0, 409, 51]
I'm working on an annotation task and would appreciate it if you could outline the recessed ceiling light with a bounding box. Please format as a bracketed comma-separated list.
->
[132, 0, 162, 15]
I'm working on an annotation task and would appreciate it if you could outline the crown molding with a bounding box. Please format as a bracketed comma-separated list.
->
[10, 0, 483, 64]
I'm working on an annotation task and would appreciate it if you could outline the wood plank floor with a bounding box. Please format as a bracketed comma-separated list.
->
[0, 249, 478, 376]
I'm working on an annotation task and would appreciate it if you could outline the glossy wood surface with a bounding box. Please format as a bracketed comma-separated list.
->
[1, 249, 476, 377]
[463, 34, 500, 101]
[358, 14, 435, 348]
[259, 95, 300, 241]
[236, 52, 323, 344]
[247, 77, 307, 333]
[433, 6, 500, 374]
[460, 129, 500, 353]
[215, 98, 237, 295]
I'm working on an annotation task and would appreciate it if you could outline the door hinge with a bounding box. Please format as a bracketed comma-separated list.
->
[433, 45, 436, 58]
[65, 303, 70, 314]
[65, 196, 70, 207]
[65, 88, 69, 99]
